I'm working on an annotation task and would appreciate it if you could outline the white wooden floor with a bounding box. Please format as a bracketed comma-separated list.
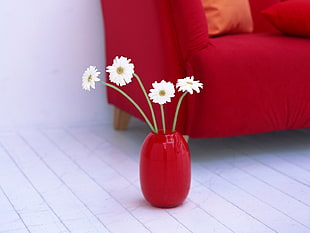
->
[1, 120, 310, 233]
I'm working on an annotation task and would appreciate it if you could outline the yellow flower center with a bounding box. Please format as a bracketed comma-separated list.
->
[186, 81, 193, 85]
[159, 90, 166, 96]
[117, 67, 124, 74]
[88, 75, 92, 82]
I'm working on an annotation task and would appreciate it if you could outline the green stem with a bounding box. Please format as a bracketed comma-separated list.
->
[101, 81, 155, 132]
[160, 104, 166, 134]
[172, 91, 188, 133]
[133, 73, 158, 133]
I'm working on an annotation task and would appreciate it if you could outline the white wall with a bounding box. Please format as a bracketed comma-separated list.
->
[0, 0, 112, 129]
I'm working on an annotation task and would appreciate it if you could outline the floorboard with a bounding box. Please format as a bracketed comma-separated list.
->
[0, 122, 310, 233]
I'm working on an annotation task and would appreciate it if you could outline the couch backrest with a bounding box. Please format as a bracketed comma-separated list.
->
[248, 0, 281, 32]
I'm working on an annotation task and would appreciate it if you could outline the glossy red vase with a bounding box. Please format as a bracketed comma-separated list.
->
[140, 130, 191, 208]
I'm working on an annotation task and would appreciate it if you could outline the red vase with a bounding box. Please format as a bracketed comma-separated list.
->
[140, 130, 191, 208]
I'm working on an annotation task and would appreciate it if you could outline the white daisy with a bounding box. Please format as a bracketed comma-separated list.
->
[106, 56, 135, 86]
[176, 76, 203, 94]
[148, 80, 175, 104]
[82, 66, 101, 91]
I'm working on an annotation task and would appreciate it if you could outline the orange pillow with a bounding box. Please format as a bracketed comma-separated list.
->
[202, 0, 254, 36]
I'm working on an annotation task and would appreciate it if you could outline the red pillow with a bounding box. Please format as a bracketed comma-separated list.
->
[262, 0, 310, 37]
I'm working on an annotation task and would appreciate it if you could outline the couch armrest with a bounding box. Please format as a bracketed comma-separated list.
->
[100, 0, 180, 94]
[167, 0, 209, 60]
[100, 0, 208, 133]
[101, 0, 208, 78]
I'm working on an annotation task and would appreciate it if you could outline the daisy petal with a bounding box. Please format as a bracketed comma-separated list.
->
[82, 66, 101, 91]
[176, 76, 203, 94]
[148, 80, 175, 104]
[106, 56, 135, 86]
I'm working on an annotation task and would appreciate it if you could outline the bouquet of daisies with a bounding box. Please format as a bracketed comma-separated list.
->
[82, 56, 203, 134]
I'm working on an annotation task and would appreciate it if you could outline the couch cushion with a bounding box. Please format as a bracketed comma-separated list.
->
[262, 0, 310, 37]
[201, 0, 253, 36]
[248, 0, 280, 32]
[187, 33, 310, 137]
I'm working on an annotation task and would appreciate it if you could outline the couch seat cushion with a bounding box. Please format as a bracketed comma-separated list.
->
[187, 33, 310, 137]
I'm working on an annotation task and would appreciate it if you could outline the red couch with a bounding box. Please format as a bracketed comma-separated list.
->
[100, 0, 310, 138]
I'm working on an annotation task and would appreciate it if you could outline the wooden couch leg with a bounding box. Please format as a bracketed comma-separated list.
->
[113, 107, 131, 130]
